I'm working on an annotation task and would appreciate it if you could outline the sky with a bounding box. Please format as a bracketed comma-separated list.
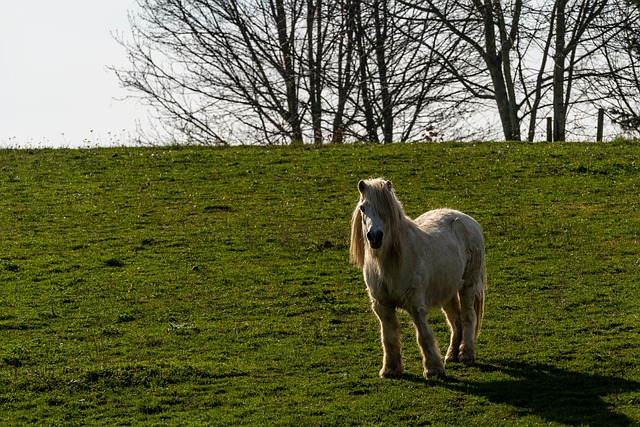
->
[0, 1, 154, 148]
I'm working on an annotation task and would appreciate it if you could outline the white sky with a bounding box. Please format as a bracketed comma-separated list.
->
[0, 1, 154, 148]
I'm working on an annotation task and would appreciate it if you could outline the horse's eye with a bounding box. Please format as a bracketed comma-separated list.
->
[359, 204, 365, 212]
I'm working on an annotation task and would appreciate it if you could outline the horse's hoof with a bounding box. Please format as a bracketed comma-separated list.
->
[444, 352, 459, 364]
[459, 345, 476, 366]
[459, 353, 476, 366]
[424, 366, 445, 379]
[380, 367, 403, 378]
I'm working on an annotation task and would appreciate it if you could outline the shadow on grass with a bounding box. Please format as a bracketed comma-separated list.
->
[441, 360, 639, 426]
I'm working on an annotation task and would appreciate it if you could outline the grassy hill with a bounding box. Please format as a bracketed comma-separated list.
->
[1, 142, 639, 426]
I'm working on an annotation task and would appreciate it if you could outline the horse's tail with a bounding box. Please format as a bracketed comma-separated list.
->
[474, 258, 486, 338]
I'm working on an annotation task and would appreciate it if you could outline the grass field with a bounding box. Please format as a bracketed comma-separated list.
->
[1, 142, 639, 426]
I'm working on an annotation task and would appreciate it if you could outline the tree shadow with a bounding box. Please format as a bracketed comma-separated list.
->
[439, 360, 639, 426]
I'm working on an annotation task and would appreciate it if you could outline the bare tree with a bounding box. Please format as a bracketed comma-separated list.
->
[595, 0, 640, 135]
[402, 0, 527, 140]
[519, 1, 556, 141]
[402, 0, 524, 141]
[114, 0, 469, 145]
[347, 0, 471, 143]
[549, 0, 608, 141]
[113, 0, 310, 145]
[402, 0, 636, 142]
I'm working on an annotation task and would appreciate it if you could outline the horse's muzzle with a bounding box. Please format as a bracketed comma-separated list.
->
[366, 230, 384, 249]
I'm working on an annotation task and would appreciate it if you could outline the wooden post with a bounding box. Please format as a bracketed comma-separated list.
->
[547, 117, 553, 142]
[597, 108, 604, 142]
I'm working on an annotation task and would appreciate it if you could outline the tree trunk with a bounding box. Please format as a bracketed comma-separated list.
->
[354, 0, 379, 143]
[307, 0, 323, 145]
[479, 0, 520, 140]
[275, 0, 304, 145]
[527, 4, 556, 141]
[553, 0, 567, 142]
[331, 0, 356, 144]
[374, 0, 393, 143]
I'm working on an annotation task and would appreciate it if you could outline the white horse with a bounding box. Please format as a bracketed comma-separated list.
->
[350, 178, 486, 379]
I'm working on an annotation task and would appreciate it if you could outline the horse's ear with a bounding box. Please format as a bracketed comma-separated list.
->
[386, 180, 393, 190]
[358, 180, 367, 194]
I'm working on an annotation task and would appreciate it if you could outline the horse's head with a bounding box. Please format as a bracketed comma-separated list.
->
[350, 178, 406, 268]
[357, 179, 391, 249]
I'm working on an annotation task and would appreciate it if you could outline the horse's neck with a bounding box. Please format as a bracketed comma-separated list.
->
[369, 239, 403, 275]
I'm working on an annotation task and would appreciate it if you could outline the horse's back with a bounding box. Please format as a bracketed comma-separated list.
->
[415, 208, 484, 251]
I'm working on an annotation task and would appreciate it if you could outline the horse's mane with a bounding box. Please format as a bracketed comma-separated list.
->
[350, 179, 407, 270]
[350, 206, 366, 267]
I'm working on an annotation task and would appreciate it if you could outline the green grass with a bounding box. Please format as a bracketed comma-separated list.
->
[1, 142, 639, 426]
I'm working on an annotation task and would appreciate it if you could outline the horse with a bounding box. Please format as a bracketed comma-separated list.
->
[350, 178, 486, 379]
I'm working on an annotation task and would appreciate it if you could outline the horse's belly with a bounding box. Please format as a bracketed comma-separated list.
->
[397, 259, 466, 309]
[366, 276, 462, 310]
[422, 275, 465, 308]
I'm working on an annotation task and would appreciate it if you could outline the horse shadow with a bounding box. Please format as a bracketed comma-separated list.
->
[412, 360, 639, 426]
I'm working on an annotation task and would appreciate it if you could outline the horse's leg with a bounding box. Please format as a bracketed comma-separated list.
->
[372, 301, 403, 378]
[441, 296, 462, 364]
[458, 286, 478, 365]
[410, 308, 445, 379]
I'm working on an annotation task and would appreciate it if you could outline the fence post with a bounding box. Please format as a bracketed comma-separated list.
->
[596, 108, 604, 142]
[546, 117, 553, 142]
